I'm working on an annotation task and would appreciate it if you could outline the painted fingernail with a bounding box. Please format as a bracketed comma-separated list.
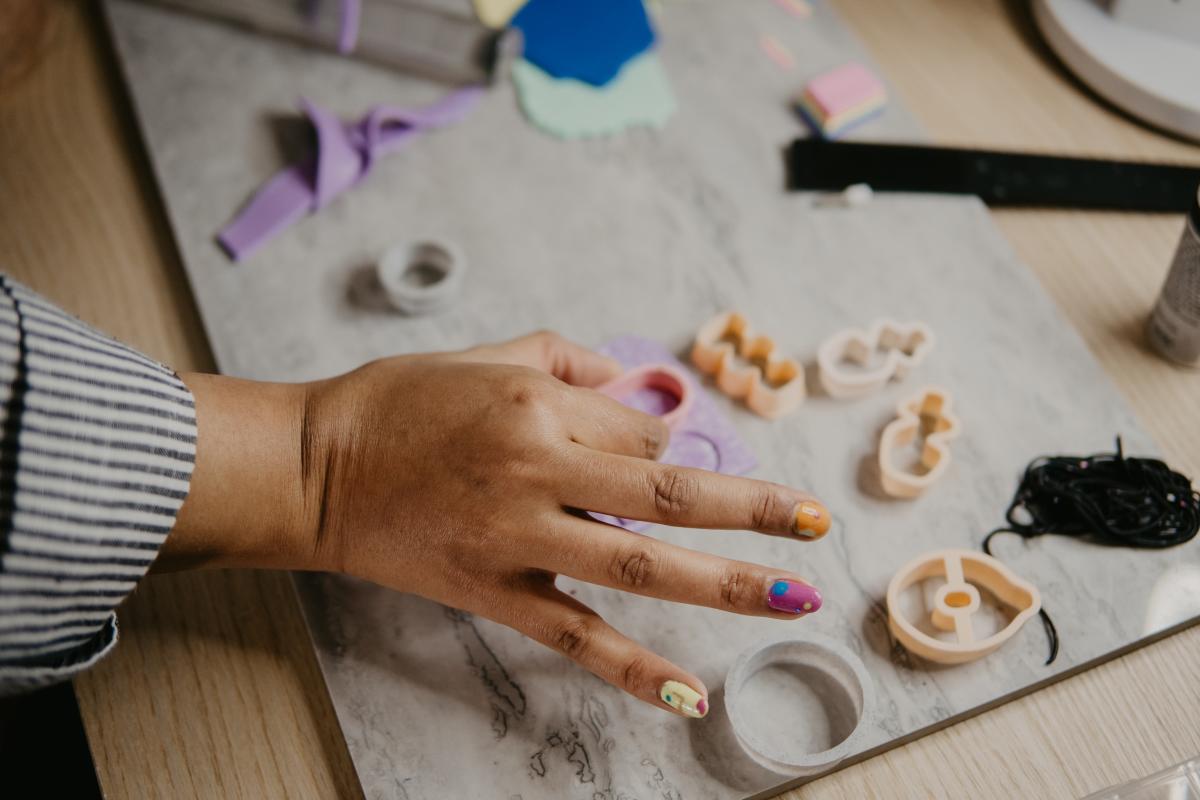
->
[767, 579, 822, 615]
[793, 500, 831, 539]
[659, 680, 708, 718]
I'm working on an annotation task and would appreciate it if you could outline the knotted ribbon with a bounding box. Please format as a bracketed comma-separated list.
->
[218, 87, 483, 261]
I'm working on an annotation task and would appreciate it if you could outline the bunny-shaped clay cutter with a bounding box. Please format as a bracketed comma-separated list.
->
[878, 387, 960, 499]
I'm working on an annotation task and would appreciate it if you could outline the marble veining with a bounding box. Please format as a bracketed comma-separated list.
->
[104, 1, 1199, 797]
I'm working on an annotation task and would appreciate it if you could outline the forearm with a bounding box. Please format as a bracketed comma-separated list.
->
[0, 276, 199, 693]
[157, 373, 314, 573]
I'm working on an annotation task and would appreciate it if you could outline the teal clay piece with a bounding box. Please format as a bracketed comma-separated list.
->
[512, 52, 676, 140]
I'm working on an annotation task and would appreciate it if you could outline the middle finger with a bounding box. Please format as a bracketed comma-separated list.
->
[556, 444, 832, 540]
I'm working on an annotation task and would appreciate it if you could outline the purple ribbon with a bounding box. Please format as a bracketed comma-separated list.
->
[218, 88, 483, 262]
[337, 0, 361, 54]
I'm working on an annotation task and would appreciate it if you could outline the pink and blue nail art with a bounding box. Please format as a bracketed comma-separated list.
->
[767, 580, 822, 615]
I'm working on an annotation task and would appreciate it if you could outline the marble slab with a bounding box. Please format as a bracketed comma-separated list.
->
[104, 1, 1200, 798]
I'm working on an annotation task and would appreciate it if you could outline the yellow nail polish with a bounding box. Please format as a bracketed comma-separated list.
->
[659, 680, 708, 718]
[793, 501, 830, 539]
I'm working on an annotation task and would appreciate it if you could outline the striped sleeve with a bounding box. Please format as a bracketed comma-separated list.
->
[0, 275, 196, 695]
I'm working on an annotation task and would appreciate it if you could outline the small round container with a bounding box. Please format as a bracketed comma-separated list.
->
[377, 240, 466, 315]
[724, 635, 873, 777]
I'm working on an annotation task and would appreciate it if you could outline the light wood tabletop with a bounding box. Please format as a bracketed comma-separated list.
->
[1, 1, 1198, 797]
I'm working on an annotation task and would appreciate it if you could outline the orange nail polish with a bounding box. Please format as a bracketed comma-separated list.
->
[793, 501, 830, 539]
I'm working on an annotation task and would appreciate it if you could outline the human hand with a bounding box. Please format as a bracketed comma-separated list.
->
[169, 332, 830, 718]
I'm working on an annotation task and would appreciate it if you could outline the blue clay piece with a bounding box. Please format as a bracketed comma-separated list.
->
[511, 0, 656, 87]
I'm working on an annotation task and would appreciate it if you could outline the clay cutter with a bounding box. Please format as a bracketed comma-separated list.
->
[878, 386, 960, 499]
[691, 311, 805, 419]
[377, 239, 466, 315]
[817, 319, 934, 399]
[886, 549, 1042, 665]
[724, 634, 874, 776]
[595, 363, 693, 431]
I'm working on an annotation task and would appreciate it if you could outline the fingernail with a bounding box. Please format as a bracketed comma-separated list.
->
[767, 579, 822, 615]
[793, 500, 831, 539]
[660, 680, 708, 718]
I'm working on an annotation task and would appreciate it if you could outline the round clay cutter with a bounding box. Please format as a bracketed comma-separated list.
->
[724, 634, 874, 777]
[595, 362, 694, 430]
[377, 239, 466, 315]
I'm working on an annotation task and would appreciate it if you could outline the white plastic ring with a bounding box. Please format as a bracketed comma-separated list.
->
[724, 635, 874, 777]
[377, 240, 466, 315]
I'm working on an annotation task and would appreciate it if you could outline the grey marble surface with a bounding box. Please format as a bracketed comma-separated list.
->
[105, 1, 1200, 798]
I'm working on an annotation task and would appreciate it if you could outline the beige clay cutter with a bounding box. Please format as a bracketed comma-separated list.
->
[818, 320, 934, 399]
[878, 386, 960, 499]
[887, 549, 1041, 665]
[691, 312, 805, 419]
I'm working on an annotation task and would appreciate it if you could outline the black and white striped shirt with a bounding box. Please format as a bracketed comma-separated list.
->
[0, 276, 196, 695]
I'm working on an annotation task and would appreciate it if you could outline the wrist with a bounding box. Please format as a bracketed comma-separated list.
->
[158, 372, 317, 573]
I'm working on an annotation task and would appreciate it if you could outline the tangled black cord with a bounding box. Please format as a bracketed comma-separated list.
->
[983, 437, 1200, 665]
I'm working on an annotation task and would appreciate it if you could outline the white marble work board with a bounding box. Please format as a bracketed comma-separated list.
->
[104, 1, 1200, 798]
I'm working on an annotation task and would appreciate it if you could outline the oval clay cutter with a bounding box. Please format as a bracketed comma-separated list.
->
[817, 319, 934, 399]
[595, 362, 693, 431]
[691, 311, 805, 419]
[725, 635, 874, 777]
[377, 240, 466, 315]
[878, 386, 960, 499]
[887, 549, 1041, 665]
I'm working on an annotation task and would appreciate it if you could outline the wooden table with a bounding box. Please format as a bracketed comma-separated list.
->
[1, 1, 1198, 796]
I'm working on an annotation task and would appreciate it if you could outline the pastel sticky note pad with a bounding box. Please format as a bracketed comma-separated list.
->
[472, 0, 527, 28]
[512, 51, 675, 139]
[804, 62, 886, 118]
[796, 61, 887, 138]
[511, 0, 656, 87]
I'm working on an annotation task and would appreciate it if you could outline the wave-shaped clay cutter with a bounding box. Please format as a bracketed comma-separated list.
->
[886, 549, 1041, 665]
[691, 312, 805, 419]
[878, 386, 960, 499]
[817, 319, 934, 399]
[595, 363, 693, 431]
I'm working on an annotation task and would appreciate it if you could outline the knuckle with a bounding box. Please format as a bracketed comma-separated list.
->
[639, 419, 668, 460]
[649, 467, 699, 519]
[609, 542, 658, 589]
[620, 656, 651, 694]
[718, 568, 759, 611]
[507, 380, 549, 409]
[503, 374, 562, 425]
[750, 485, 787, 531]
[549, 615, 595, 659]
[530, 329, 562, 357]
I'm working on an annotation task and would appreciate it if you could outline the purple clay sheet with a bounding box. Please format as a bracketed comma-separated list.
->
[592, 336, 757, 531]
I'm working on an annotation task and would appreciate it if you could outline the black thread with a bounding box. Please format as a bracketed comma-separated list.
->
[983, 437, 1198, 665]
[983, 528, 1059, 665]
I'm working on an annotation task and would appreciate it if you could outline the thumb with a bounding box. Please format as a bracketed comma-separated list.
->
[462, 330, 622, 388]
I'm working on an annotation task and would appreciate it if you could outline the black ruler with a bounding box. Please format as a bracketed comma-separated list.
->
[788, 138, 1200, 212]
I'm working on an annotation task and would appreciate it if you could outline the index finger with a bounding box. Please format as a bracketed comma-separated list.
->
[556, 445, 832, 539]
